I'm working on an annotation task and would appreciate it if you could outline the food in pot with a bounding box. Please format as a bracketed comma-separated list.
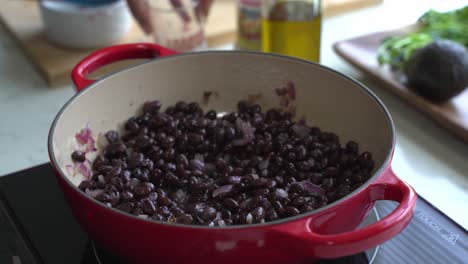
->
[74, 100, 375, 226]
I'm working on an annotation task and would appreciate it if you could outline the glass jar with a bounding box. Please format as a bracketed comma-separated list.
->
[261, 0, 322, 62]
[148, 0, 207, 52]
[237, 0, 262, 51]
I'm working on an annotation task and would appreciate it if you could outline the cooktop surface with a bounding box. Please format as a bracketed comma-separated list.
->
[0, 164, 466, 264]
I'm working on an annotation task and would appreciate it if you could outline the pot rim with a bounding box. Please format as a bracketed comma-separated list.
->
[48, 50, 396, 230]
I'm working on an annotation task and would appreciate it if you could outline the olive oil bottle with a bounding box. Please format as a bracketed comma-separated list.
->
[262, 0, 322, 62]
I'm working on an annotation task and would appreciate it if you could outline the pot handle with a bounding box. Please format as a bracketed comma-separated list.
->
[71, 43, 178, 92]
[276, 168, 417, 259]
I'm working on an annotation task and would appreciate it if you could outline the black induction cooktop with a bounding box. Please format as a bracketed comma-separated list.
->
[0, 164, 466, 264]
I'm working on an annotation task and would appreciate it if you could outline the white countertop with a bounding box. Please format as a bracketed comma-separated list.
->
[0, 0, 467, 229]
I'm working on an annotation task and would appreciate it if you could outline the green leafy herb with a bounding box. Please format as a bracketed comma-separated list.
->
[377, 5, 468, 71]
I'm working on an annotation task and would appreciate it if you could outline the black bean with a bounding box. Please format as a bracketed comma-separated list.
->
[286, 206, 300, 216]
[78, 180, 94, 190]
[292, 197, 307, 207]
[143, 100, 162, 114]
[221, 209, 232, 220]
[107, 143, 127, 157]
[171, 207, 185, 217]
[158, 206, 171, 217]
[80, 99, 375, 227]
[346, 141, 359, 154]
[71, 150, 86, 162]
[125, 118, 139, 132]
[205, 110, 217, 120]
[141, 199, 156, 215]
[322, 178, 336, 191]
[302, 205, 314, 213]
[121, 191, 134, 202]
[250, 178, 268, 188]
[200, 207, 217, 222]
[134, 185, 152, 197]
[176, 154, 189, 167]
[96, 193, 110, 203]
[272, 201, 285, 215]
[266, 179, 277, 189]
[296, 146, 307, 160]
[251, 207, 265, 222]
[289, 182, 305, 194]
[158, 193, 171, 206]
[266, 209, 278, 221]
[223, 198, 239, 210]
[176, 214, 193, 224]
[116, 202, 134, 213]
[151, 214, 166, 221]
[296, 159, 315, 171]
[110, 177, 123, 191]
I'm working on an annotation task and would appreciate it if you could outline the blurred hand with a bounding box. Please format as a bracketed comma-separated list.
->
[127, 0, 214, 34]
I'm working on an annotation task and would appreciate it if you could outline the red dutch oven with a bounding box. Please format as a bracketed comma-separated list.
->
[48, 43, 417, 264]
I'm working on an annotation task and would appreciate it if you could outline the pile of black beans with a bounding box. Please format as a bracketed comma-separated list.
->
[74, 100, 375, 226]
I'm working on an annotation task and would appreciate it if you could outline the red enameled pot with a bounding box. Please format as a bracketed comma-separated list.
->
[48, 43, 417, 264]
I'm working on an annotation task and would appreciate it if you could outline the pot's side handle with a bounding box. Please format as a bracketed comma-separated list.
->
[277, 168, 417, 259]
[71, 43, 178, 92]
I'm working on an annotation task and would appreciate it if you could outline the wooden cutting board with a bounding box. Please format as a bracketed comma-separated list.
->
[0, 0, 382, 86]
[333, 27, 468, 143]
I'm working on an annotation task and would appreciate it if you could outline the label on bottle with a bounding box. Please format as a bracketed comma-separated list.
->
[237, 0, 262, 51]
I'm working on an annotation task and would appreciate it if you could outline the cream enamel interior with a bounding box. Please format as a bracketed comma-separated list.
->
[52, 52, 393, 186]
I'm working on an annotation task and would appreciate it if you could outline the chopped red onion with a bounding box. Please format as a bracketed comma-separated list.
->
[228, 176, 242, 184]
[75, 127, 96, 152]
[77, 161, 92, 180]
[85, 189, 103, 198]
[299, 181, 325, 195]
[212, 185, 234, 198]
[75, 127, 92, 145]
[190, 159, 205, 171]
[85, 137, 97, 152]
[65, 164, 74, 176]
[275, 188, 289, 199]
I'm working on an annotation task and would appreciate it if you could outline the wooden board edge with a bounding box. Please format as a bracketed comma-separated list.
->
[332, 40, 468, 144]
[324, 0, 383, 17]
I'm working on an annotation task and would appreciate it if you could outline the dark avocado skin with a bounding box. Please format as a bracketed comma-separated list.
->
[405, 39, 468, 102]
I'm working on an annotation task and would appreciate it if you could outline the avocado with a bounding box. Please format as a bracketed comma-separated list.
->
[405, 39, 468, 102]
